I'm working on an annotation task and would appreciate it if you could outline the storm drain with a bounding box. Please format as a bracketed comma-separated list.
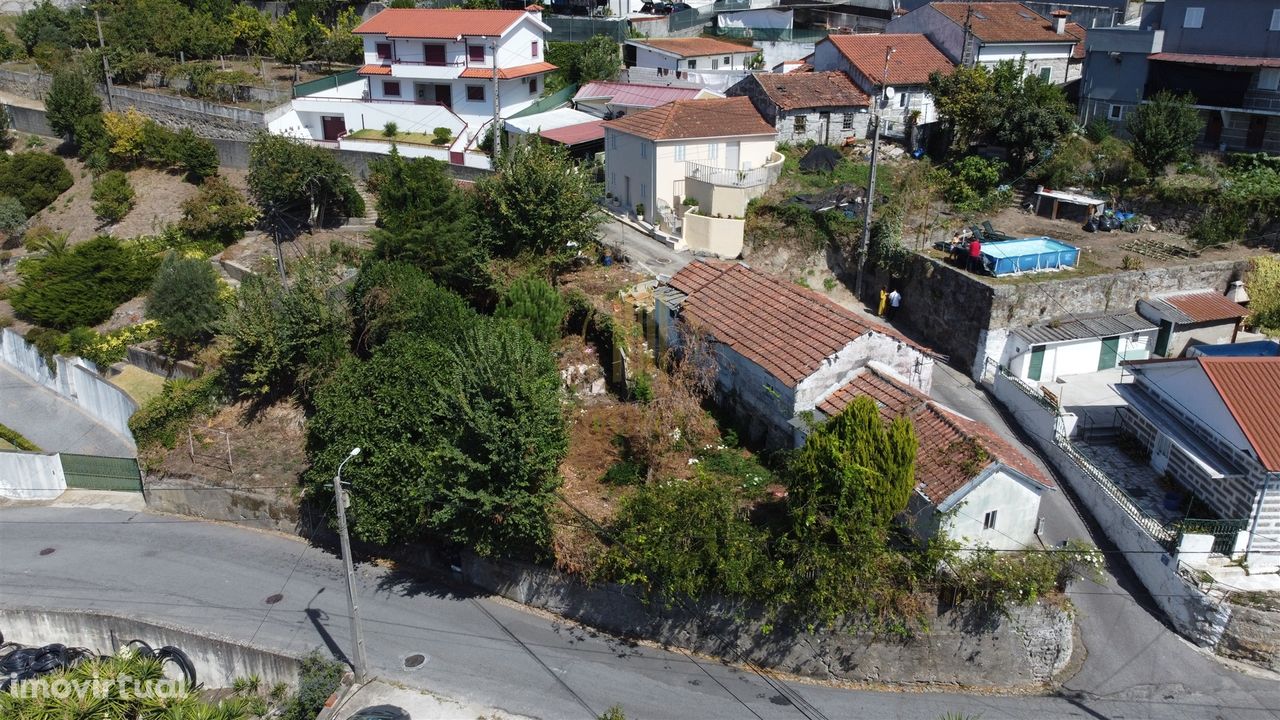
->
[38, 548, 55, 556]
[403, 653, 429, 669]
[264, 593, 284, 605]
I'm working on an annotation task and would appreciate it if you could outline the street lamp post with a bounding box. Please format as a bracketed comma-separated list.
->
[332, 447, 370, 682]
[854, 47, 895, 301]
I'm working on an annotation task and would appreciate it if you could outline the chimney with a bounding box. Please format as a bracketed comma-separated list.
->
[1051, 9, 1070, 34]
[1226, 280, 1250, 305]
[525, 4, 543, 21]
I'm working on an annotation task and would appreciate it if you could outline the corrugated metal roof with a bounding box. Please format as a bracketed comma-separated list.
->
[1199, 357, 1280, 472]
[1015, 312, 1156, 345]
[1149, 53, 1280, 69]
[1163, 291, 1249, 323]
[574, 81, 705, 109]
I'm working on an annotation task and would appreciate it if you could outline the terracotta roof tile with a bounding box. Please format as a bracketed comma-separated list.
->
[538, 120, 605, 145]
[931, 2, 1082, 44]
[821, 34, 954, 86]
[574, 81, 705, 108]
[602, 97, 775, 141]
[1199, 357, 1280, 472]
[358, 64, 393, 75]
[666, 261, 920, 387]
[459, 61, 557, 79]
[629, 36, 755, 58]
[354, 8, 530, 38]
[747, 71, 870, 111]
[819, 366, 1052, 503]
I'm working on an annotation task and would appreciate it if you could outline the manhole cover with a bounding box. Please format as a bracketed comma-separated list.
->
[403, 653, 428, 669]
[264, 593, 284, 605]
[38, 548, 55, 556]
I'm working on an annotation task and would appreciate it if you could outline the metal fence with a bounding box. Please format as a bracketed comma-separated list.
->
[1176, 518, 1249, 555]
[59, 454, 143, 493]
[293, 68, 360, 98]
[712, 26, 829, 43]
[510, 83, 579, 118]
[1053, 432, 1177, 545]
[544, 16, 629, 42]
[685, 161, 773, 188]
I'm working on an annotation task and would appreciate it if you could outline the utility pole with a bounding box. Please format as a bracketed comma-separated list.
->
[332, 447, 370, 682]
[854, 46, 894, 300]
[491, 37, 502, 158]
[91, 5, 114, 111]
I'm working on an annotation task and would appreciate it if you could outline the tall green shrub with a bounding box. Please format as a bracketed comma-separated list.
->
[10, 235, 157, 329]
[91, 169, 136, 223]
[0, 152, 74, 215]
[146, 251, 224, 353]
[495, 275, 567, 344]
[1126, 90, 1203, 171]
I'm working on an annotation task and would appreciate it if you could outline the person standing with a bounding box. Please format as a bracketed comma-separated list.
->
[878, 286, 888, 317]
[887, 288, 902, 320]
[968, 236, 983, 274]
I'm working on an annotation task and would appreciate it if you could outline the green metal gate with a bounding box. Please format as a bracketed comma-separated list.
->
[59, 453, 143, 492]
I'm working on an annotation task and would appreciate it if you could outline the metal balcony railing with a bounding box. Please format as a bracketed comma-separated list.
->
[684, 154, 783, 189]
[1053, 431, 1177, 545]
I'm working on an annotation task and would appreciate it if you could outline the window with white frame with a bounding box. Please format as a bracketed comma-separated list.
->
[1260, 68, 1280, 91]
[687, 59, 697, 70]
[1108, 104, 1123, 120]
[674, 144, 686, 161]
[1039, 66, 1052, 82]
[466, 85, 485, 102]
[707, 142, 718, 161]
[383, 80, 401, 97]
[899, 92, 910, 108]
[712, 58, 719, 69]
[842, 114, 854, 131]
[532, 40, 539, 57]
[983, 510, 998, 530]
[1183, 6, 1204, 28]
[1272, 8, 1280, 31]
[640, 143, 647, 159]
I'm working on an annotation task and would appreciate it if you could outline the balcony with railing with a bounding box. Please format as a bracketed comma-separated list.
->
[683, 152, 783, 189]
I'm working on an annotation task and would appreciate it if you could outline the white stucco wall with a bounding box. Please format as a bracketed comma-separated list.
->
[794, 332, 933, 413]
[1002, 329, 1156, 382]
[604, 128, 657, 218]
[811, 40, 938, 129]
[941, 466, 1047, 550]
[976, 43, 1076, 85]
[0, 452, 66, 500]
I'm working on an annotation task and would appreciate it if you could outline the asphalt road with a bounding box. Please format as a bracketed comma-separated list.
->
[2, 506, 1278, 719]
[597, 217, 691, 278]
[0, 363, 135, 457]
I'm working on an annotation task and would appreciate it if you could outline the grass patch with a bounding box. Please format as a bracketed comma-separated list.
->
[0, 422, 40, 452]
[776, 143, 896, 195]
[109, 365, 168, 406]
[347, 128, 452, 146]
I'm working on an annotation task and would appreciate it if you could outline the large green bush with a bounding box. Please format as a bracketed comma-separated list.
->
[170, 127, 220, 181]
[943, 155, 1008, 214]
[349, 260, 479, 353]
[248, 133, 364, 226]
[146, 252, 224, 353]
[0, 152, 74, 215]
[10, 235, 157, 329]
[1126, 90, 1202, 171]
[129, 370, 224, 449]
[495, 275, 567, 344]
[91, 170, 136, 223]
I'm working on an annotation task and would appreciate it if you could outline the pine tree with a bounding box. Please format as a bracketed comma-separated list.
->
[494, 275, 567, 344]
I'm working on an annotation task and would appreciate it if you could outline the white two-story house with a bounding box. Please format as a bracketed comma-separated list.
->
[811, 33, 954, 137]
[269, 7, 555, 167]
[602, 96, 782, 257]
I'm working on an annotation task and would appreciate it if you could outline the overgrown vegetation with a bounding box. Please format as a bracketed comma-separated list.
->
[10, 235, 157, 329]
[1126, 90, 1203, 172]
[545, 35, 621, 92]
[0, 421, 40, 451]
[0, 151, 73, 216]
[91, 169, 135, 224]
[145, 251, 225, 354]
[129, 370, 224, 450]
[1247, 256, 1280, 336]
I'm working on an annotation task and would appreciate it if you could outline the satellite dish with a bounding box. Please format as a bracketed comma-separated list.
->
[884, 86, 896, 99]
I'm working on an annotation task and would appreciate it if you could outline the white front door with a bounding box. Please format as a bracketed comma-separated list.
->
[726, 141, 740, 169]
[1151, 434, 1172, 475]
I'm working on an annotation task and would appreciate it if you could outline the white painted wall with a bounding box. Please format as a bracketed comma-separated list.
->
[629, 43, 757, 73]
[941, 466, 1047, 550]
[604, 128, 656, 219]
[793, 333, 933, 413]
[361, 14, 546, 70]
[976, 42, 1076, 83]
[810, 40, 937, 129]
[1003, 329, 1156, 382]
[0, 452, 66, 500]
[719, 9, 793, 30]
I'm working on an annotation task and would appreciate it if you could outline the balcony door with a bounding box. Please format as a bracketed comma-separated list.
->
[424, 44, 446, 66]
[725, 141, 739, 169]
[416, 83, 452, 109]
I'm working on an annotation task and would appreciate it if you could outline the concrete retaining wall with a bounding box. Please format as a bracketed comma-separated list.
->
[143, 475, 302, 534]
[0, 608, 300, 690]
[0, 329, 137, 447]
[988, 372, 1230, 646]
[462, 553, 1074, 688]
[125, 346, 202, 381]
[0, 452, 66, 500]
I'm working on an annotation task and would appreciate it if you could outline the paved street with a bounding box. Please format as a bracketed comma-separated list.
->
[0, 363, 135, 457]
[598, 217, 691, 278]
[2, 506, 1278, 719]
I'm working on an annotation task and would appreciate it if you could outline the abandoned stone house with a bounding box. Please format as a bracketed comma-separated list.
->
[725, 71, 871, 145]
[654, 260, 934, 448]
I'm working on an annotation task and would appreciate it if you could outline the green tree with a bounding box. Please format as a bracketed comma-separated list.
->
[44, 69, 102, 143]
[989, 64, 1074, 170]
[10, 235, 157, 329]
[576, 34, 621, 83]
[248, 133, 364, 228]
[495, 275, 566, 344]
[0, 195, 28, 243]
[475, 139, 602, 266]
[943, 155, 1007, 213]
[305, 320, 567, 556]
[222, 257, 351, 402]
[91, 169, 135, 223]
[180, 175, 259, 244]
[367, 152, 489, 298]
[349, 260, 479, 353]
[182, 10, 235, 58]
[1247, 256, 1280, 335]
[928, 65, 993, 151]
[229, 4, 274, 56]
[788, 396, 917, 542]
[270, 11, 317, 81]
[317, 6, 363, 67]
[171, 127, 220, 181]
[0, 151, 74, 216]
[15, 0, 91, 54]
[146, 251, 223, 353]
[1126, 90, 1203, 172]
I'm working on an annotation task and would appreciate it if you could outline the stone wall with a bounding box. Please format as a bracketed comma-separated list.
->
[461, 552, 1075, 688]
[877, 254, 1250, 377]
[143, 474, 302, 535]
[1217, 601, 1280, 672]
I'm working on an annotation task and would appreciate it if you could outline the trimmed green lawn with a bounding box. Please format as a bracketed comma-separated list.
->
[348, 129, 453, 147]
[109, 365, 167, 406]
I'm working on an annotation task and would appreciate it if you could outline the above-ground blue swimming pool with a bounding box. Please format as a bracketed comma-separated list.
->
[981, 236, 1080, 276]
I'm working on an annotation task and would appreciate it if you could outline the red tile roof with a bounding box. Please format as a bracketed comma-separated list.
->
[931, 2, 1081, 44]
[748, 71, 871, 111]
[821, 33, 954, 86]
[666, 261, 919, 387]
[1163, 291, 1248, 323]
[629, 36, 756, 58]
[818, 365, 1052, 503]
[1149, 53, 1280, 69]
[1069, 22, 1087, 60]
[1199, 357, 1280, 472]
[358, 64, 392, 75]
[602, 97, 775, 141]
[459, 61, 557, 79]
[575, 81, 705, 108]
[538, 120, 605, 145]
[354, 8, 529, 39]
